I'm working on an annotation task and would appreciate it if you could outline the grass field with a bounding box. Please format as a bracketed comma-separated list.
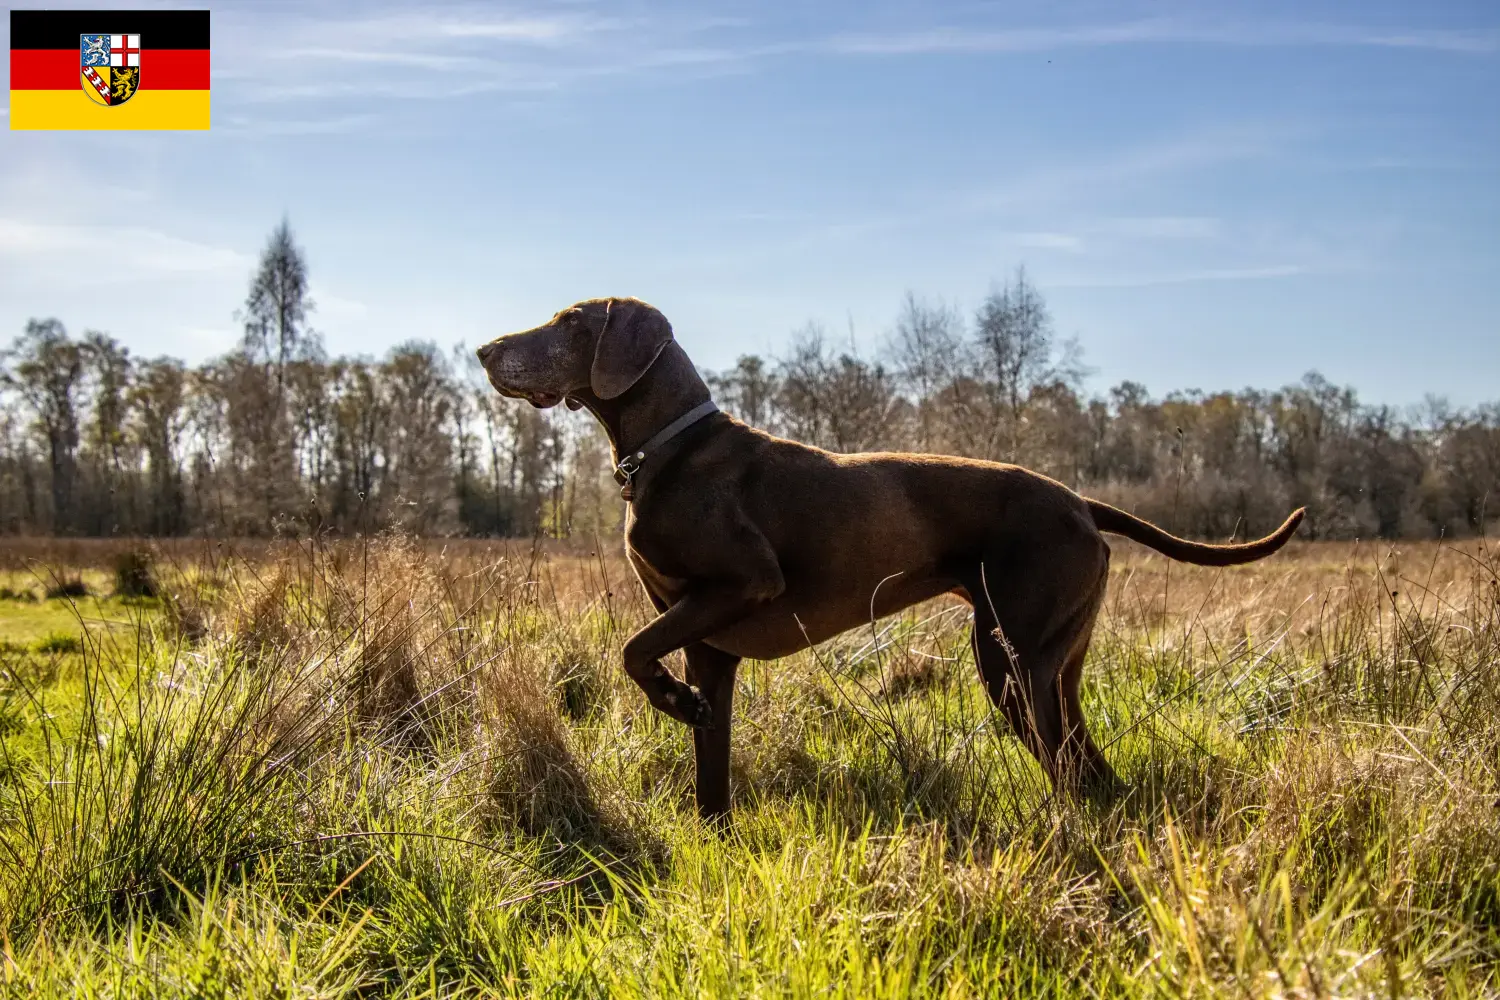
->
[0, 533, 1497, 997]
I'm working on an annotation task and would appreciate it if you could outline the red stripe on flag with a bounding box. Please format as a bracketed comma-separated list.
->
[10, 49, 210, 90]
[140, 49, 210, 89]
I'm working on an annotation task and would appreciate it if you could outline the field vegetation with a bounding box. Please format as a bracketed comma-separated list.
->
[0, 534, 1497, 997]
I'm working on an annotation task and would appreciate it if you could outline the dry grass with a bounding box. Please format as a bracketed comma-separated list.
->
[0, 532, 1496, 997]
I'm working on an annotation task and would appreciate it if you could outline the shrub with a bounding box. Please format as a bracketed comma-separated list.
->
[162, 586, 212, 644]
[44, 577, 90, 600]
[113, 549, 159, 599]
[34, 631, 81, 655]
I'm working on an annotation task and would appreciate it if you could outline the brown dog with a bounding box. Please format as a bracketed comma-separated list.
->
[477, 297, 1303, 817]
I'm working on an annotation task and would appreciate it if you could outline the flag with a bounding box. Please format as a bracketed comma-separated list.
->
[10, 10, 210, 130]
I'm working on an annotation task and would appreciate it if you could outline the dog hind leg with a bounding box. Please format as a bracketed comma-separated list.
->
[967, 591, 1065, 780]
[1054, 570, 1120, 799]
[963, 550, 1115, 799]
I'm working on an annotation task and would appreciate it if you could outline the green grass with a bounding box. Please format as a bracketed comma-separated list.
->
[0, 582, 144, 644]
[0, 537, 1497, 997]
[1, 597, 90, 646]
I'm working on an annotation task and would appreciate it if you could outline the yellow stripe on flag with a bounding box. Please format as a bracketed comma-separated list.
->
[10, 89, 210, 131]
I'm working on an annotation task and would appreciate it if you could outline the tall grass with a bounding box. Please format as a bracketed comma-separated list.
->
[0, 533, 1496, 996]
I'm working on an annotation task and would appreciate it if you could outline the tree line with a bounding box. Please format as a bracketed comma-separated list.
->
[2, 222, 1496, 541]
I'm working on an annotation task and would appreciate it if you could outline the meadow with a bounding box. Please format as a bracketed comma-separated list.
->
[0, 532, 1496, 997]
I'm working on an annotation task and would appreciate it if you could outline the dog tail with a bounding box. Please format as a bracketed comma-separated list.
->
[1086, 500, 1305, 567]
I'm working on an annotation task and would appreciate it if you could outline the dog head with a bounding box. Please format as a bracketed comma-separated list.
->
[476, 297, 673, 408]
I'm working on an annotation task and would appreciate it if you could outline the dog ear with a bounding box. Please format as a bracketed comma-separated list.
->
[590, 298, 673, 399]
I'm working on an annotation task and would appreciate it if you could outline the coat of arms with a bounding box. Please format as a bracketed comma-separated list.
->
[80, 33, 140, 106]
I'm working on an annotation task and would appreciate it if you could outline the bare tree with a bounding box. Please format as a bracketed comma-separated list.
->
[381, 341, 457, 533]
[888, 292, 965, 452]
[774, 324, 902, 454]
[240, 217, 318, 393]
[707, 354, 779, 432]
[330, 359, 386, 530]
[79, 331, 133, 533]
[973, 267, 1086, 460]
[131, 357, 189, 535]
[225, 219, 320, 532]
[2, 320, 86, 532]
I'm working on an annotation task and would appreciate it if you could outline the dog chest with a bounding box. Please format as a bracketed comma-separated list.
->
[625, 547, 691, 605]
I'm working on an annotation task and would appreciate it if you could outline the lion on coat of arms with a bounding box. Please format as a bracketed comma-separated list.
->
[111, 68, 139, 102]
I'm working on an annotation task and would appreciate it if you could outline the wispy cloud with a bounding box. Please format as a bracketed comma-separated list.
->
[434, 15, 625, 41]
[1014, 231, 1086, 251]
[207, 5, 640, 105]
[239, 76, 558, 104]
[1097, 216, 1222, 240]
[0, 219, 249, 273]
[259, 8, 615, 52]
[1322, 27, 1499, 53]
[963, 124, 1292, 216]
[310, 285, 369, 320]
[214, 113, 381, 136]
[996, 217, 1222, 255]
[1052, 264, 1310, 289]
[202, 2, 1497, 124]
[752, 126, 1284, 262]
[827, 20, 1175, 55]
[270, 47, 489, 71]
[218, 7, 626, 70]
[825, 19, 1500, 56]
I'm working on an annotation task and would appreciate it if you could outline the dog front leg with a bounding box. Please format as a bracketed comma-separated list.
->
[684, 643, 740, 821]
[622, 582, 778, 728]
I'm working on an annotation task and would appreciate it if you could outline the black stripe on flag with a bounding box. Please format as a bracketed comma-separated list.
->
[9, 10, 210, 50]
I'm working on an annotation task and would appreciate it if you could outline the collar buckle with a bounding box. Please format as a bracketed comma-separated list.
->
[613, 451, 644, 499]
[610, 400, 719, 503]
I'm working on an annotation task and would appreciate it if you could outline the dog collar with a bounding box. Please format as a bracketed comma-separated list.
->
[613, 400, 719, 501]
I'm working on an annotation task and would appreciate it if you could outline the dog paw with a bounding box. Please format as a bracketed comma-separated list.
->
[662, 684, 714, 729]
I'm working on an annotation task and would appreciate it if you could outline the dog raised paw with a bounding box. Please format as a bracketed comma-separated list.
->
[659, 682, 714, 729]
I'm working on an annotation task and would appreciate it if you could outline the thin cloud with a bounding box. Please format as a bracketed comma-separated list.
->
[827, 20, 1176, 55]
[963, 124, 1293, 216]
[310, 285, 369, 319]
[271, 47, 490, 71]
[0, 219, 249, 274]
[221, 7, 630, 80]
[214, 113, 381, 136]
[435, 15, 628, 41]
[1000, 221, 1220, 252]
[267, 9, 615, 49]
[1014, 232, 1086, 251]
[237, 75, 556, 104]
[1097, 216, 1222, 240]
[1053, 264, 1310, 289]
[749, 127, 1283, 257]
[825, 19, 1499, 56]
[203, 4, 1497, 123]
[1291, 25, 1499, 53]
[205, 5, 646, 105]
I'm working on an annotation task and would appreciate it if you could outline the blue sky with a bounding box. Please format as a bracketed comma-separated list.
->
[3, 0, 1497, 405]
